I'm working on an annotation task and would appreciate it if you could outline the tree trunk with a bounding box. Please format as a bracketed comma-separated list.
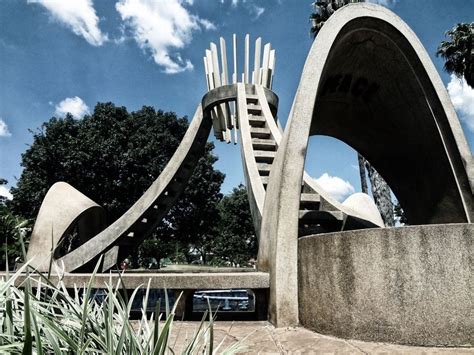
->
[365, 161, 395, 227]
[357, 153, 368, 194]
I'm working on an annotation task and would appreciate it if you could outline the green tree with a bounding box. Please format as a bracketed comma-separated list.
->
[310, 0, 363, 38]
[0, 179, 30, 269]
[437, 23, 474, 88]
[133, 143, 225, 267]
[10, 103, 224, 267]
[394, 200, 407, 225]
[213, 185, 257, 266]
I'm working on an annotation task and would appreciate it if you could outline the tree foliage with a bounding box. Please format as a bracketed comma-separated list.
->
[0, 179, 30, 269]
[132, 143, 225, 267]
[394, 200, 407, 225]
[310, 0, 363, 38]
[10, 103, 224, 267]
[11, 104, 193, 221]
[437, 23, 474, 88]
[133, 184, 256, 268]
[213, 185, 257, 266]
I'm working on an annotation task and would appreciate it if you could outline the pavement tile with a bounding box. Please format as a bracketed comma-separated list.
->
[131, 320, 473, 354]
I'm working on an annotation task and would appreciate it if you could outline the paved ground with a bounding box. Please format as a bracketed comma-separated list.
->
[161, 321, 473, 354]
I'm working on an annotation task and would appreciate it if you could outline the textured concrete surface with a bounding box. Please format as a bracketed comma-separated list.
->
[259, 3, 474, 327]
[135, 321, 474, 354]
[26, 182, 106, 272]
[298, 224, 473, 347]
[1, 271, 270, 290]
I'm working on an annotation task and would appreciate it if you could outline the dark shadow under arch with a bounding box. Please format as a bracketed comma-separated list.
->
[309, 17, 474, 224]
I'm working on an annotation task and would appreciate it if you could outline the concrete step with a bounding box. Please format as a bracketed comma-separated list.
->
[250, 127, 271, 139]
[252, 138, 277, 151]
[299, 193, 321, 210]
[298, 210, 344, 223]
[261, 176, 306, 187]
[247, 104, 262, 115]
[298, 224, 329, 236]
[257, 163, 272, 176]
[254, 150, 276, 163]
[248, 115, 266, 127]
[246, 94, 259, 104]
[298, 210, 345, 236]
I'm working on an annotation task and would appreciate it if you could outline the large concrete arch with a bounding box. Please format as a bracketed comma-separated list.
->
[260, 3, 474, 327]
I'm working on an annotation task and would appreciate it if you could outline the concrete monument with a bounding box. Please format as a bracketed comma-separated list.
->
[23, 3, 472, 347]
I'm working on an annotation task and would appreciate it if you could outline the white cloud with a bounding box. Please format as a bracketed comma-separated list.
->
[447, 75, 474, 131]
[116, 0, 215, 74]
[315, 173, 355, 202]
[0, 119, 12, 138]
[219, 0, 239, 6]
[220, 0, 266, 19]
[28, 0, 107, 46]
[366, 0, 398, 6]
[55, 97, 90, 119]
[250, 5, 265, 19]
[0, 186, 13, 200]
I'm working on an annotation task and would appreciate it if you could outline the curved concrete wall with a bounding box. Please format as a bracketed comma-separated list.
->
[27, 182, 106, 271]
[309, 11, 474, 225]
[298, 224, 473, 346]
[260, 3, 474, 326]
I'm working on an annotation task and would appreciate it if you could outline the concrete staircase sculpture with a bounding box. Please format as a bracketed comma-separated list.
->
[26, 34, 383, 275]
[201, 35, 383, 240]
[21, 4, 474, 346]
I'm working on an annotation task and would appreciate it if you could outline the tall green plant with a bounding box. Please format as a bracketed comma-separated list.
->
[0, 263, 243, 353]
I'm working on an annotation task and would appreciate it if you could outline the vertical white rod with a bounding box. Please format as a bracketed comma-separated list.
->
[211, 42, 228, 141]
[210, 42, 221, 87]
[269, 49, 276, 89]
[253, 37, 262, 85]
[261, 43, 271, 87]
[219, 38, 231, 142]
[269, 49, 276, 71]
[232, 34, 238, 143]
[244, 34, 250, 84]
[206, 49, 222, 140]
[233, 34, 237, 84]
[262, 43, 271, 70]
[203, 57, 210, 91]
[206, 50, 215, 89]
[220, 37, 229, 85]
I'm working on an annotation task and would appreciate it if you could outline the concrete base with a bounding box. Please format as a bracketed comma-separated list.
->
[298, 224, 473, 347]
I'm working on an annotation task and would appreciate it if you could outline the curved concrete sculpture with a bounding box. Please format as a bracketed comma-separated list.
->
[201, 37, 383, 244]
[25, 5, 472, 345]
[259, 2, 474, 342]
[52, 105, 212, 272]
[26, 182, 106, 271]
[28, 34, 381, 273]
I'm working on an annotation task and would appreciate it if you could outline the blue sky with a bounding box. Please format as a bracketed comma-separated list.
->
[1, 0, 473, 201]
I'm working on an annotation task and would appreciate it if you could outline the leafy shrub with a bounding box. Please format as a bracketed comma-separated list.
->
[0, 258, 242, 354]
